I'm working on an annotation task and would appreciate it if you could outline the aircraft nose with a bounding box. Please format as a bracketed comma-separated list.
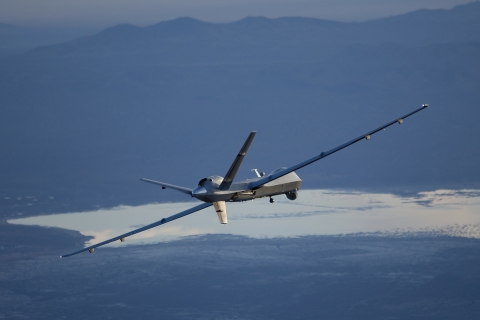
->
[192, 185, 207, 200]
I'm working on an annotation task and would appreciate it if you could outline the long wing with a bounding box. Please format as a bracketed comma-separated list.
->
[250, 104, 429, 189]
[60, 202, 212, 258]
[140, 178, 193, 195]
[219, 131, 257, 190]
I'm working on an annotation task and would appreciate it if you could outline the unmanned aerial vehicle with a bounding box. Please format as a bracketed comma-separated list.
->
[62, 104, 429, 257]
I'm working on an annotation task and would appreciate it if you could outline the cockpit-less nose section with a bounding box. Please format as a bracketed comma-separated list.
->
[62, 104, 429, 257]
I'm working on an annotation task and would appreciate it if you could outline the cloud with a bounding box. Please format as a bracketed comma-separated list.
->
[9, 189, 480, 246]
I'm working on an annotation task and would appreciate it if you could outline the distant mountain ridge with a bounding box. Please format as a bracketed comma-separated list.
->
[29, 1, 480, 59]
[0, 24, 100, 57]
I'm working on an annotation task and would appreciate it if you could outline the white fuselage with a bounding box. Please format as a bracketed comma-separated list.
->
[191, 171, 302, 203]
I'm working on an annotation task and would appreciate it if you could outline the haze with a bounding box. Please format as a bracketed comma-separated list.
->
[0, 0, 475, 28]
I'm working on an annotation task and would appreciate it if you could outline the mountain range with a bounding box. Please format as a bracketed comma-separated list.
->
[0, 23, 99, 57]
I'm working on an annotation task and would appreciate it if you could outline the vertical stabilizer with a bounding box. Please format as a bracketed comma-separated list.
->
[213, 201, 228, 224]
[219, 131, 256, 190]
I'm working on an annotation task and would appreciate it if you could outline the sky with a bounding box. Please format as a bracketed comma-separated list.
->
[0, 0, 476, 28]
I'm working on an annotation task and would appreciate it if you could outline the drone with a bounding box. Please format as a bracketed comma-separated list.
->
[62, 104, 428, 257]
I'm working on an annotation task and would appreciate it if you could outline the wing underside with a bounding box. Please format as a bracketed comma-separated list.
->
[249, 104, 429, 189]
[61, 202, 212, 258]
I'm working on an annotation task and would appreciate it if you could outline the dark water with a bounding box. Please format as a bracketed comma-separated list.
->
[1, 234, 480, 319]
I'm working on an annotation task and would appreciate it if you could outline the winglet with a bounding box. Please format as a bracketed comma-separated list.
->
[219, 131, 256, 190]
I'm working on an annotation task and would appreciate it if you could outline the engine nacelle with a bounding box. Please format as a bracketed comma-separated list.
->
[285, 190, 298, 201]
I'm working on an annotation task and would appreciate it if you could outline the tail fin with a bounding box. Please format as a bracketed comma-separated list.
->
[219, 131, 256, 190]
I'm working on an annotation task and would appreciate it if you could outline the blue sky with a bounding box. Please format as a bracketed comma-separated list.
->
[0, 0, 476, 28]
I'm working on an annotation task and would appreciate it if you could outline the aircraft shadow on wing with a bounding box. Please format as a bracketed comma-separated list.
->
[61, 104, 429, 258]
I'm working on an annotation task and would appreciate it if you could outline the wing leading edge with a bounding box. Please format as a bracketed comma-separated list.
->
[60, 202, 212, 258]
[249, 104, 429, 189]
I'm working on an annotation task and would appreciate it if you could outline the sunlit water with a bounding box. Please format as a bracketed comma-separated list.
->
[8, 189, 480, 248]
